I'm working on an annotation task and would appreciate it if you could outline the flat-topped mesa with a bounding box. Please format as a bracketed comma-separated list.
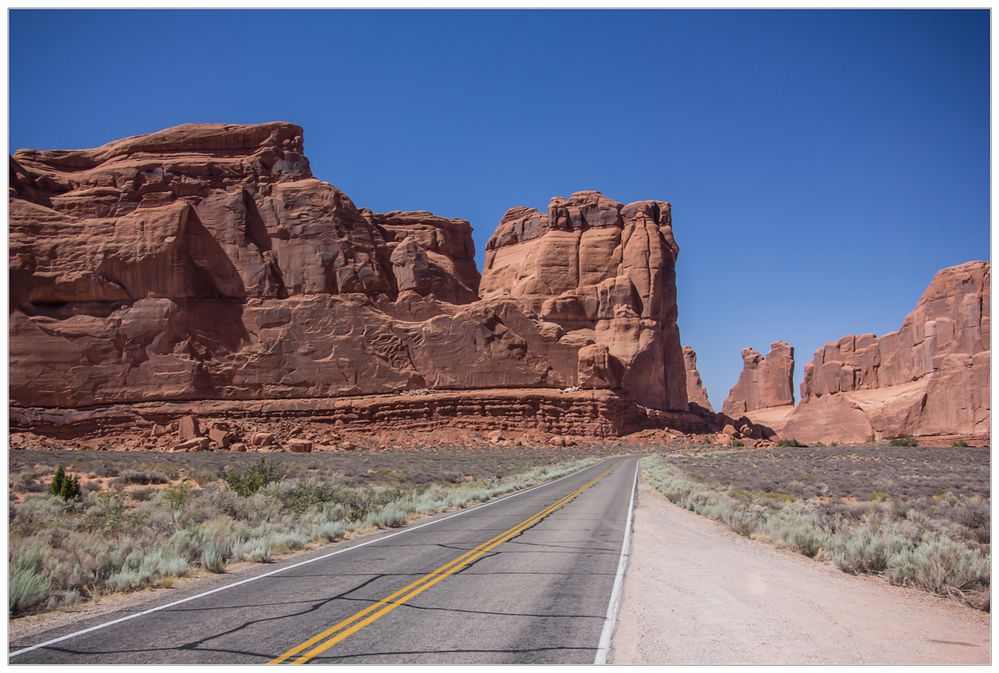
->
[683, 346, 713, 412]
[721, 341, 795, 416]
[783, 261, 990, 443]
[8, 124, 695, 426]
[479, 190, 687, 410]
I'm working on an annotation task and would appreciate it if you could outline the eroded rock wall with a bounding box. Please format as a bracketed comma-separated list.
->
[783, 261, 990, 443]
[9, 124, 691, 429]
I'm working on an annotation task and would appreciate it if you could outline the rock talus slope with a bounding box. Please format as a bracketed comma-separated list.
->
[782, 261, 990, 443]
[9, 123, 693, 438]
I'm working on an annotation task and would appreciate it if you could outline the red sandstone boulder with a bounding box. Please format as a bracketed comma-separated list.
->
[785, 261, 990, 442]
[683, 346, 713, 412]
[722, 341, 795, 416]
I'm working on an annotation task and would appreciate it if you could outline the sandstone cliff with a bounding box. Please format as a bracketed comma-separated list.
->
[479, 191, 687, 410]
[9, 123, 691, 435]
[782, 261, 990, 443]
[683, 346, 713, 412]
[721, 341, 795, 416]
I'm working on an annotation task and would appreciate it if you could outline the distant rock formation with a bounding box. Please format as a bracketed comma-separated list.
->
[683, 346, 713, 412]
[721, 341, 795, 416]
[9, 123, 693, 441]
[782, 261, 990, 443]
[479, 190, 687, 410]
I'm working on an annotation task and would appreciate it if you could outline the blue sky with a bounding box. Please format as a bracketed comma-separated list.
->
[10, 10, 989, 406]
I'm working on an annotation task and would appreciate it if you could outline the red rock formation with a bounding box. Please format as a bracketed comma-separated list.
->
[721, 341, 795, 415]
[783, 261, 990, 443]
[683, 346, 713, 412]
[479, 191, 687, 410]
[9, 123, 692, 435]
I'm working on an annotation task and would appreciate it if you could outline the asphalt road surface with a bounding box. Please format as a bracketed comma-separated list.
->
[10, 456, 639, 665]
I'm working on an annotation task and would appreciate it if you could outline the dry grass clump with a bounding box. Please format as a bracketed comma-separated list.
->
[643, 454, 990, 610]
[8, 457, 596, 618]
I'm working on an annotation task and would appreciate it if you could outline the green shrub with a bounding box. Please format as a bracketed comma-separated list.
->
[224, 458, 284, 497]
[49, 465, 66, 497]
[888, 435, 918, 447]
[952, 440, 970, 448]
[776, 438, 805, 448]
[49, 466, 81, 501]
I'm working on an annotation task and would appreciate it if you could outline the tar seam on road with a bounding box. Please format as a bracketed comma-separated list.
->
[269, 464, 619, 664]
[593, 459, 639, 664]
[8, 458, 612, 660]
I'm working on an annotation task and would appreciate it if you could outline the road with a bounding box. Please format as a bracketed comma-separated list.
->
[10, 456, 638, 665]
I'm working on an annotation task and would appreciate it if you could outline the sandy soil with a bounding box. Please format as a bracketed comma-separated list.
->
[610, 481, 990, 665]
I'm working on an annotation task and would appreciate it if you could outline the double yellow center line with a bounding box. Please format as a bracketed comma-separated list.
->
[269, 463, 616, 665]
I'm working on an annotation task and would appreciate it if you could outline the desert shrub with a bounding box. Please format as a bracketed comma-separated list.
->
[831, 524, 907, 573]
[887, 534, 990, 596]
[888, 435, 918, 447]
[9, 545, 51, 616]
[49, 465, 66, 497]
[776, 438, 805, 448]
[232, 538, 272, 563]
[201, 548, 227, 573]
[84, 492, 144, 537]
[117, 470, 168, 486]
[765, 507, 830, 558]
[49, 465, 81, 501]
[106, 550, 188, 592]
[952, 440, 970, 448]
[318, 521, 348, 542]
[224, 459, 284, 497]
[365, 505, 407, 529]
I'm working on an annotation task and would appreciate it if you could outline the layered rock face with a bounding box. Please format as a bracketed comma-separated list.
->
[10, 123, 690, 432]
[721, 341, 795, 415]
[479, 191, 687, 410]
[783, 262, 990, 443]
[683, 346, 713, 412]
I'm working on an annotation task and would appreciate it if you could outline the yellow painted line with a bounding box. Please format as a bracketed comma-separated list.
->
[269, 463, 616, 665]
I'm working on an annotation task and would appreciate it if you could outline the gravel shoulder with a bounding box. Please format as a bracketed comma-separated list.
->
[610, 481, 990, 665]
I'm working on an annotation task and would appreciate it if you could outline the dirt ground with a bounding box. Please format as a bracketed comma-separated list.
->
[610, 481, 990, 665]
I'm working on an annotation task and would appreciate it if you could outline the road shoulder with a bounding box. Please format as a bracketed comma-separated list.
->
[610, 480, 990, 664]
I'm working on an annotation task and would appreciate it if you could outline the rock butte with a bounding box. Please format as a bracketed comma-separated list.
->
[9, 121, 728, 447]
[721, 341, 795, 416]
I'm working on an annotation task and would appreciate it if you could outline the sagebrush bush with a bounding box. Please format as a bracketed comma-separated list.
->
[9, 545, 51, 616]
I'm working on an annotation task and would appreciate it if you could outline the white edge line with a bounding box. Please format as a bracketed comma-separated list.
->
[593, 458, 640, 665]
[9, 457, 611, 659]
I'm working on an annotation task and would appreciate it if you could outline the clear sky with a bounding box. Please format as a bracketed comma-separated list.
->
[9, 9, 989, 407]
